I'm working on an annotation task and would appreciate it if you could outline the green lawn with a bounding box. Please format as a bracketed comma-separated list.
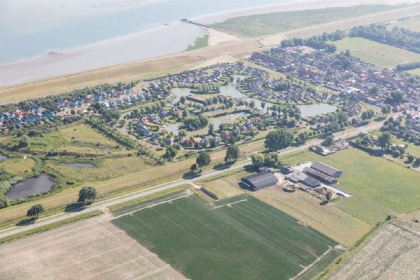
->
[332, 37, 420, 69]
[281, 148, 420, 224]
[211, 5, 397, 37]
[112, 195, 339, 280]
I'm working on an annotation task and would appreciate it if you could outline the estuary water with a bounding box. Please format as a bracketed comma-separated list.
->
[0, 0, 295, 64]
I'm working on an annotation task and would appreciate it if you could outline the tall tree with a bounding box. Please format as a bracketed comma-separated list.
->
[378, 132, 392, 151]
[164, 146, 177, 160]
[224, 145, 240, 164]
[265, 129, 294, 151]
[251, 153, 265, 169]
[78, 186, 97, 205]
[196, 152, 211, 169]
[208, 123, 214, 135]
[27, 204, 44, 219]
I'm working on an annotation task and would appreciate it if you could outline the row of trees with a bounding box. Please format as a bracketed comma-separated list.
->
[349, 25, 420, 54]
[251, 152, 283, 169]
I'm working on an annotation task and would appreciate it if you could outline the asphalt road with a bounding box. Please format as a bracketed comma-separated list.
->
[0, 120, 384, 239]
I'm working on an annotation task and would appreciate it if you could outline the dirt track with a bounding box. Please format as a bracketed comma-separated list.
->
[0, 217, 187, 280]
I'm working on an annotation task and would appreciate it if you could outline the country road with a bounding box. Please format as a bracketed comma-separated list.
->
[0, 120, 385, 239]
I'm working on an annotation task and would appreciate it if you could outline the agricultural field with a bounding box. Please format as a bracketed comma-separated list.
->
[328, 221, 420, 280]
[332, 37, 420, 69]
[281, 148, 420, 225]
[388, 18, 420, 32]
[0, 217, 187, 280]
[112, 194, 341, 280]
[211, 5, 396, 37]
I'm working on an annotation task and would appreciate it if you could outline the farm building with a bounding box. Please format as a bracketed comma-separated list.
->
[303, 167, 337, 184]
[241, 171, 279, 191]
[311, 162, 342, 178]
[301, 176, 321, 188]
[285, 171, 321, 188]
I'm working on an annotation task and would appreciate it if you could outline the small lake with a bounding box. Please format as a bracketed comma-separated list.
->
[64, 163, 95, 168]
[164, 112, 249, 135]
[0, 154, 7, 161]
[299, 103, 337, 117]
[7, 174, 54, 200]
[171, 79, 337, 117]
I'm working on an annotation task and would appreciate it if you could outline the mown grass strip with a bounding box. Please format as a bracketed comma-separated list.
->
[0, 210, 102, 244]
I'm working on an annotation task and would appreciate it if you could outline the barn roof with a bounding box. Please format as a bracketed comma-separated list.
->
[311, 162, 342, 178]
[242, 171, 278, 190]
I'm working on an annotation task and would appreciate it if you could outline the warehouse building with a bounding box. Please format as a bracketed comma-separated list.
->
[241, 171, 279, 191]
[311, 162, 342, 178]
[303, 167, 337, 184]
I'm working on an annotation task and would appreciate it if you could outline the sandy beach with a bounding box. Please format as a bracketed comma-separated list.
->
[0, 0, 418, 89]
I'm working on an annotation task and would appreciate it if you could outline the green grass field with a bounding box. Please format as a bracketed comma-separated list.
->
[211, 5, 397, 37]
[333, 37, 420, 69]
[281, 148, 420, 224]
[112, 194, 339, 280]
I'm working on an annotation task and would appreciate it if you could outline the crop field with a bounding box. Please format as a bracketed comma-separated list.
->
[0, 217, 187, 280]
[112, 194, 340, 280]
[328, 221, 420, 280]
[281, 148, 420, 225]
[333, 37, 420, 68]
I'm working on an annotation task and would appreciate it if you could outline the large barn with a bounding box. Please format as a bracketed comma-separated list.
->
[303, 167, 337, 184]
[311, 162, 342, 178]
[241, 171, 279, 191]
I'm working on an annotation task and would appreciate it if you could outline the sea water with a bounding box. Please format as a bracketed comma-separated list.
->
[0, 0, 295, 64]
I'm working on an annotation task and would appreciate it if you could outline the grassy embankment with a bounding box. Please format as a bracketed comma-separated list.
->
[211, 5, 398, 37]
[112, 194, 340, 280]
[332, 37, 420, 69]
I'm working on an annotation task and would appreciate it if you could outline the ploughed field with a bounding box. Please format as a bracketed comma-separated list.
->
[0, 217, 186, 280]
[328, 221, 420, 280]
[112, 194, 340, 280]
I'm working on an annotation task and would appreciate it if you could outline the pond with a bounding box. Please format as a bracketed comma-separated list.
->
[163, 112, 250, 135]
[0, 154, 7, 161]
[171, 77, 337, 117]
[7, 174, 55, 200]
[64, 163, 96, 168]
[298, 103, 337, 118]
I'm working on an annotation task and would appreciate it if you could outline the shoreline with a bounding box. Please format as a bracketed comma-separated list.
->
[1, 0, 418, 89]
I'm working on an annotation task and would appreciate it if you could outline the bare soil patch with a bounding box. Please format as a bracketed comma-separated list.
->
[0, 217, 187, 280]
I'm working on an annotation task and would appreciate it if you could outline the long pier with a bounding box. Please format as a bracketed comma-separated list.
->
[181, 18, 210, 28]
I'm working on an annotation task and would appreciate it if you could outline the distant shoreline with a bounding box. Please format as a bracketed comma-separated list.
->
[0, 0, 418, 88]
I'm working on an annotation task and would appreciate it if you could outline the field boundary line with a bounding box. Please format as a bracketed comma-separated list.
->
[111, 193, 192, 219]
[211, 199, 248, 209]
[290, 246, 333, 280]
